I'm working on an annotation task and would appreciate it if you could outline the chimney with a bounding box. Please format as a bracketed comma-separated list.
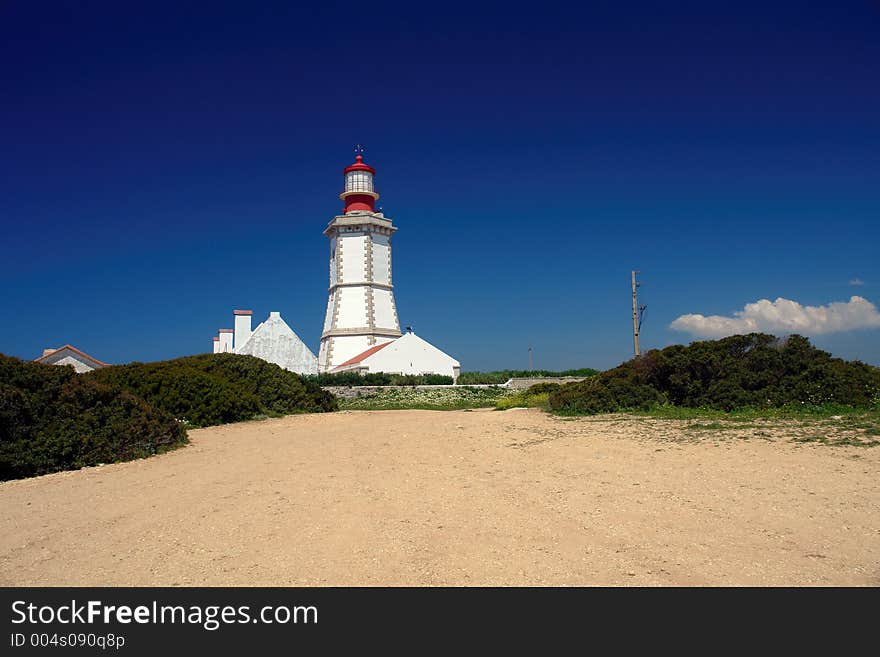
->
[233, 310, 253, 351]
[212, 336, 220, 354]
[42, 347, 58, 357]
[218, 329, 234, 353]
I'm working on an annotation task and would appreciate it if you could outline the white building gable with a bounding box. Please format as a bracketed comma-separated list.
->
[34, 345, 109, 373]
[234, 311, 319, 375]
[333, 332, 460, 380]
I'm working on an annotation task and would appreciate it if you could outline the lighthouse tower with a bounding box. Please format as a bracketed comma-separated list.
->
[317, 150, 401, 371]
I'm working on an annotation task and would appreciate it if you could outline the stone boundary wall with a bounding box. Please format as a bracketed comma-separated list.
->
[323, 384, 501, 400]
[503, 377, 591, 390]
[322, 377, 591, 399]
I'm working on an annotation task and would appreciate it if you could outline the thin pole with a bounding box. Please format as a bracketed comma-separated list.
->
[632, 270, 641, 357]
[528, 345, 533, 371]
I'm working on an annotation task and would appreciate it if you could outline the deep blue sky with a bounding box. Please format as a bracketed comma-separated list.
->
[2, 1, 878, 371]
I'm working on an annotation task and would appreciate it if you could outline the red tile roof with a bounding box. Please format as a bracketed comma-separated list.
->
[34, 344, 110, 367]
[332, 341, 393, 370]
[233, 310, 253, 315]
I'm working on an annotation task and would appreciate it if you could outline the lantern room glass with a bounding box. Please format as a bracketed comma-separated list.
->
[345, 170, 373, 193]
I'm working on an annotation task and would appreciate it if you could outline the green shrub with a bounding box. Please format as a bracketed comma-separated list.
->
[88, 353, 337, 426]
[549, 371, 666, 414]
[186, 353, 337, 414]
[495, 383, 561, 410]
[548, 334, 880, 415]
[522, 382, 564, 395]
[0, 354, 187, 481]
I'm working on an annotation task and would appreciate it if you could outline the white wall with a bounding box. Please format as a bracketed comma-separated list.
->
[329, 237, 338, 287]
[317, 339, 330, 370]
[373, 288, 397, 330]
[234, 314, 252, 350]
[372, 235, 391, 285]
[328, 334, 373, 368]
[363, 333, 460, 377]
[322, 291, 336, 333]
[218, 331, 233, 353]
[53, 354, 98, 373]
[235, 311, 318, 375]
[339, 233, 366, 283]
[336, 286, 368, 328]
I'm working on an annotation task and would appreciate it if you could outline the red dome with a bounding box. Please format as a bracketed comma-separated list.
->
[343, 154, 376, 175]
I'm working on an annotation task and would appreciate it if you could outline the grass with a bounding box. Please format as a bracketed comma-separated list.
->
[338, 387, 880, 448]
[495, 391, 551, 411]
[629, 403, 880, 448]
[791, 434, 880, 448]
[684, 422, 729, 431]
[632, 403, 875, 421]
[338, 386, 510, 411]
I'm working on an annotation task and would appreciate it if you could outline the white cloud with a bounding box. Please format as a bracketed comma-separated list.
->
[670, 295, 880, 338]
[849, 278, 865, 286]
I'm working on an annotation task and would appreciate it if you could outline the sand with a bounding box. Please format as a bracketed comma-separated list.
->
[1, 409, 878, 586]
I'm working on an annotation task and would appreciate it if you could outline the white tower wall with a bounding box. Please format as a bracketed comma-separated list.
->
[373, 288, 397, 329]
[340, 233, 367, 281]
[335, 286, 369, 327]
[329, 237, 338, 288]
[325, 334, 376, 368]
[318, 215, 402, 371]
[371, 234, 391, 285]
[322, 292, 336, 333]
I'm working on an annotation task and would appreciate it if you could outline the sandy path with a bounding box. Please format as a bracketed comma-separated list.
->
[1, 409, 878, 586]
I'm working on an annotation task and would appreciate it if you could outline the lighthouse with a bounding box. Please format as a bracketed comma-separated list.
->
[317, 150, 402, 371]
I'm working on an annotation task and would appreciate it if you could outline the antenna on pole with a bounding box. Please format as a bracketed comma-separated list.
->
[631, 270, 647, 357]
[528, 345, 533, 372]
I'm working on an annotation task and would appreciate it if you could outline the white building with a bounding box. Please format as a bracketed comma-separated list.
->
[35, 345, 109, 373]
[317, 152, 402, 371]
[331, 330, 460, 381]
[211, 309, 318, 375]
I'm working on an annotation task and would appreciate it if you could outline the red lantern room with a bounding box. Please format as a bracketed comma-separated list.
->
[340, 147, 379, 213]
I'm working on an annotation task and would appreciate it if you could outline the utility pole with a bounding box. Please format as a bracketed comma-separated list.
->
[528, 345, 533, 371]
[631, 270, 647, 358]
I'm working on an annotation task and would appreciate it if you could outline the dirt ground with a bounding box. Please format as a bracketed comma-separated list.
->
[1, 409, 878, 586]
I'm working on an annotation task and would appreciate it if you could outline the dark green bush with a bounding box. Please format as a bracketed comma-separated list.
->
[0, 354, 187, 480]
[523, 382, 563, 395]
[193, 353, 339, 412]
[549, 368, 667, 414]
[548, 334, 880, 415]
[88, 353, 337, 426]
